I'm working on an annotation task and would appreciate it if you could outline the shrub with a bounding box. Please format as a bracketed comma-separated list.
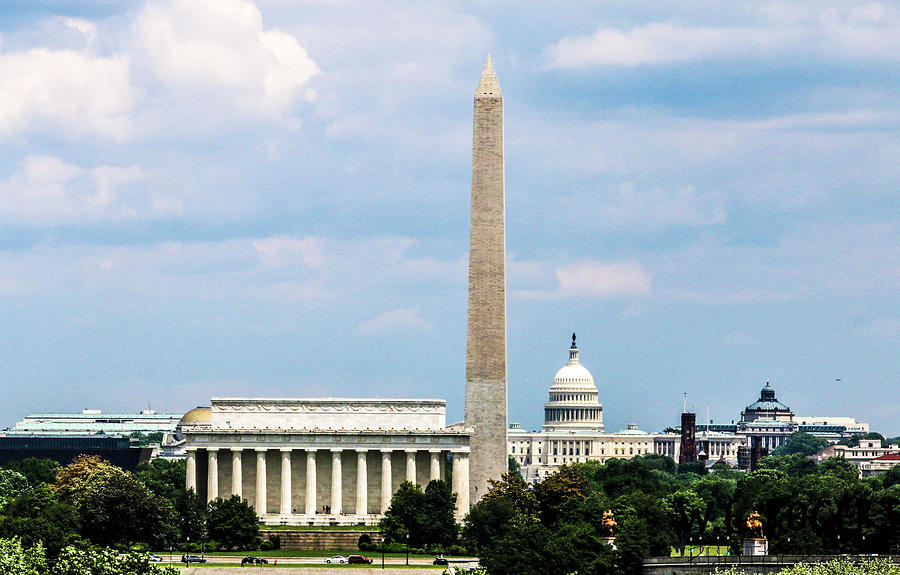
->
[259, 539, 275, 551]
[448, 544, 468, 556]
[358, 533, 372, 550]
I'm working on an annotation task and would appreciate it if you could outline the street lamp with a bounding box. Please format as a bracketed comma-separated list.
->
[405, 533, 410, 566]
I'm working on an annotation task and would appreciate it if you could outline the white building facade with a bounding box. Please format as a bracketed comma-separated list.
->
[182, 398, 471, 524]
[507, 337, 745, 482]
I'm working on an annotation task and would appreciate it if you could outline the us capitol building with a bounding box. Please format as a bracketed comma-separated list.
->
[508, 334, 700, 483]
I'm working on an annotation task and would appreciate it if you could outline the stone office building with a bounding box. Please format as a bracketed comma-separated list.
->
[181, 398, 471, 525]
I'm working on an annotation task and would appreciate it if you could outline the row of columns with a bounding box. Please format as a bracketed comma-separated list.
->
[187, 447, 468, 518]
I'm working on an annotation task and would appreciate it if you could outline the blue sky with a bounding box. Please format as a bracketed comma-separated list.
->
[0, 1, 897, 437]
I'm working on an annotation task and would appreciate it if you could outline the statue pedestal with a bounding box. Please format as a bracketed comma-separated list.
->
[600, 537, 617, 550]
[742, 538, 768, 556]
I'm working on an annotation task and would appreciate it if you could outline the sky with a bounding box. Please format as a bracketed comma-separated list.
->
[0, 1, 897, 437]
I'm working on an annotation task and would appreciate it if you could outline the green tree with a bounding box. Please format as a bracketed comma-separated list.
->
[0, 484, 80, 557]
[206, 495, 260, 550]
[507, 456, 523, 481]
[663, 489, 704, 551]
[772, 432, 830, 456]
[677, 461, 708, 476]
[2, 459, 60, 486]
[819, 456, 860, 482]
[55, 455, 175, 548]
[173, 489, 207, 542]
[51, 546, 179, 575]
[422, 480, 458, 548]
[0, 537, 47, 575]
[134, 459, 186, 502]
[379, 481, 426, 547]
[0, 469, 29, 508]
[757, 453, 819, 476]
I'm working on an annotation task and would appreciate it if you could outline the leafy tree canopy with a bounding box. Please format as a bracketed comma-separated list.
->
[2, 459, 60, 486]
[206, 495, 260, 550]
[772, 432, 830, 456]
[0, 469, 29, 508]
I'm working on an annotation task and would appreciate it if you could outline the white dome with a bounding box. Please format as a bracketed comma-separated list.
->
[543, 335, 604, 432]
[551, 362, 596, 391]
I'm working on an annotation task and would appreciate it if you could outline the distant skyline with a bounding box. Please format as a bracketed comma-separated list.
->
[0, 1, 897, 436]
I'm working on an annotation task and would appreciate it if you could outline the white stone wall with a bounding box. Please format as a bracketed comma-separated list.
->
[210, 398, 447, 431]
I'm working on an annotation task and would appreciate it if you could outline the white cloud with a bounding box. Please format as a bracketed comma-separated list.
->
[545, 3, 900, 67]
[136, 0, 319, 121]
[0, 156, 177, 225]
[593, 183, 727, 230]
[0, 48, 135, 139]
[517, 260, 652, 299]
[254, 236, 324, 269]
[357, 308, 433, 336]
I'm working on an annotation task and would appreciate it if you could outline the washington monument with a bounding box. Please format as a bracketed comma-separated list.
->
[464, 57, 507, 505]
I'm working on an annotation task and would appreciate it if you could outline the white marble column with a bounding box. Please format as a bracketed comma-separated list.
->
[305, 450, 317, 515]
[231, 449, 243, 499]
[380, 450, 392, 513]
[406, 449, 417, 484]
[452, 451, 470, 521]
[207, 448, 219, 502]
[280, 449, 292, 515]
[186, 449, 197, 492]
[331, 449, 342, 515]
[255, 449, 267, 514]
[356, 449, 367, 515]
[429, 450, 441, 481]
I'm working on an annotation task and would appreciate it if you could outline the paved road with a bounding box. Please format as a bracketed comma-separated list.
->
[164, 554, 478, 568]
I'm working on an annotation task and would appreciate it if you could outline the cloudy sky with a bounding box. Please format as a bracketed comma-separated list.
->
[1, 1, 897, 436]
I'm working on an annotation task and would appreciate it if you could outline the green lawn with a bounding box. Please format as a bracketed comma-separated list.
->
[670, 545, 731, 557]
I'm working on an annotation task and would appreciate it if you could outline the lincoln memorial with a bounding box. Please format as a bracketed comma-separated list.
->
[181, 398, 471, 524]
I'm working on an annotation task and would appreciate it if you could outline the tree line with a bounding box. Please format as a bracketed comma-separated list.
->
[461, 452, 900, 575]
[0, 454, 263, 566]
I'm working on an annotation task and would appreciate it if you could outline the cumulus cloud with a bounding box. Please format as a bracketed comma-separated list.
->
[254, 236, 325, 269]
[357, 308, 434, 336]
[0, 48, 135, 139]
[0, 155, 181, 225]
[136, 0, 319, 122]
[517, 260, 652, 299]
[545, 2, 900, 67]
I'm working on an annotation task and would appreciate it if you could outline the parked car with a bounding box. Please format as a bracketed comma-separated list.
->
[433, 556, 449, 565]
[242, 556, 269, 564]
[181, 554, 206, 564]
[348, 555, 373, 564]
[325, 555, 347, 563]
[147, 554, 163, 562]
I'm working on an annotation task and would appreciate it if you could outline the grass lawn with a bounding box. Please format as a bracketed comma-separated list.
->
[670, 545, 731, 557]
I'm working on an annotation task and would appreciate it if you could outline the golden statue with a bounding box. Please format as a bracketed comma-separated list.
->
[746, 511, 764, 539]
[601, 509, 617, 538]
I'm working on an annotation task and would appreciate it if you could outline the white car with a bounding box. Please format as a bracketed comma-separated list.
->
[325, 555, 347, 564]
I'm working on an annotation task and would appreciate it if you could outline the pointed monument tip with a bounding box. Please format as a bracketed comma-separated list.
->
[476, 55, 501, 97]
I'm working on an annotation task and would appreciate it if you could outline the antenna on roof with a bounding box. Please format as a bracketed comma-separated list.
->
[683, 392, 687, 414]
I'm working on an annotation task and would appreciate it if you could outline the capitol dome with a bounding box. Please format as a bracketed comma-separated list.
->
[543, 334, 604, 432]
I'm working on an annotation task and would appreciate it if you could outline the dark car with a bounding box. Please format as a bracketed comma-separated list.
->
[242, 556, 269, 565]
[181, 554, 206, 564]
[433, 556, 449, 565]
[347, 555, 373, 564]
